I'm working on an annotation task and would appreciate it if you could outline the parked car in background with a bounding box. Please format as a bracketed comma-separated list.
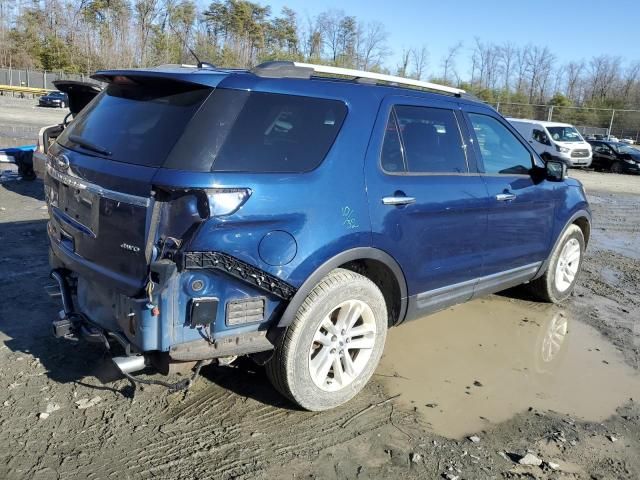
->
[606, 135, 619, 142]
[39, 91, 69, 108]
[620, 137, 635, 145]
[587, 140, 640, 174]
[507, 119, 592, 167]
[45, 62, 591, 411]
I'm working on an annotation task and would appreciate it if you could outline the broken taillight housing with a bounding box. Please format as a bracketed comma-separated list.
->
[206, 188, 252, 217]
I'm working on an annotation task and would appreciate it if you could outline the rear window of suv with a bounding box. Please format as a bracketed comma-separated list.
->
[166, 89, 348, 173]
[58, 80, 213, 167]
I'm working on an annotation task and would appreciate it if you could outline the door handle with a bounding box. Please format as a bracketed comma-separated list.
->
[495, 193, 517, 202]
[382, 196, 416, 206]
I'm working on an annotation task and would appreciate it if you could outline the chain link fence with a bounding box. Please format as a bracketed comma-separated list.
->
[0, 67, 93, 90]
[494, 102, 640, 142]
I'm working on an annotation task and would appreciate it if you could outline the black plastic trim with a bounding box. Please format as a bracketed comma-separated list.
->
[182, 251, 296, 300]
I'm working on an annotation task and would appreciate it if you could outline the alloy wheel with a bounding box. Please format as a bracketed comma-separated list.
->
[308, 299, 377, 392]
[554, 238, 581, 292]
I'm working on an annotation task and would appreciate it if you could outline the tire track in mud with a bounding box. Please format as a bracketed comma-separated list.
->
[74, 379, 390, 480]
[589, 194, 640, 234]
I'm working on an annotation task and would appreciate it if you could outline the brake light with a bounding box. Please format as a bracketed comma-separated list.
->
[112, 75, 137, 85]
[206, 188, 251, 217]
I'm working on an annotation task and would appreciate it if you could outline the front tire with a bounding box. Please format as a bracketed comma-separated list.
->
[610, 161, 623, 174]
[529, 224, 585, 303]
[266, 268, 388, 411]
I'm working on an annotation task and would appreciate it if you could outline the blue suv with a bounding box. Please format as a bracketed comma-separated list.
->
[44, 62, 590, 410]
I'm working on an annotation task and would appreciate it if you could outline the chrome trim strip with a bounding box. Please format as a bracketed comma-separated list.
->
[416, 261, 542, 308]
[46, 163, 150, 207]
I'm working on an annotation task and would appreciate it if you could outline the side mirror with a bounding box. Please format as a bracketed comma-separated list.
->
[545, 160, 567, 181]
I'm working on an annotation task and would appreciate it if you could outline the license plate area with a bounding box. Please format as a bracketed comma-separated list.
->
[57, 182, 99, 233]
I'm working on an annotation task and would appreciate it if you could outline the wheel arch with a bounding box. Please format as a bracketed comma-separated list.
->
[275, 247, 408, 329]
[533, 209, 591, 280]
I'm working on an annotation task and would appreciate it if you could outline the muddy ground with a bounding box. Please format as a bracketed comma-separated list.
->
[0, 98, 639, 479]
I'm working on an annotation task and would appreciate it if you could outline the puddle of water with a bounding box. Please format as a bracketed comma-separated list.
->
[591, 230, 640, 260]
[377, 296, 640, 439]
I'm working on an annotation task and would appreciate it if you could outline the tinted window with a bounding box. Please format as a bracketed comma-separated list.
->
[381, 105, 467, 173]
[468, 113, 532, 174]
[593, 143, 611, 154]
[533, 129, 550, 145]
[58, 80, 212, 167]
[168, 90, 347, 172]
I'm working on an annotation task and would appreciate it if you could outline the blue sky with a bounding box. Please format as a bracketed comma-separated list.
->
[265, 0, 640, 76]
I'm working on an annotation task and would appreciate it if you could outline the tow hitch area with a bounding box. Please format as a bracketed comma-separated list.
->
[52, 314, 74, 338]
[47, 268, 208, 392]
[47, 270, 109, 347]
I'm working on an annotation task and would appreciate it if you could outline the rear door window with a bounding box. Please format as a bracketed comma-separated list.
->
[167, 90, 348, 172]
[380, 105, 468, 174]
[58, 80, 213, 167]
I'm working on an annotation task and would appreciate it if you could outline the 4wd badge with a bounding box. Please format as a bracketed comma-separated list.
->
[120, 243, 141, 253]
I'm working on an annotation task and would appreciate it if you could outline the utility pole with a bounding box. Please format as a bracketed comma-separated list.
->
[608, 109, 615, 138]
[547, 105, 554, 122]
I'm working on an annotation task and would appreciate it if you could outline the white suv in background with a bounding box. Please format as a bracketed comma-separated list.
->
[507, 118, 592, 167]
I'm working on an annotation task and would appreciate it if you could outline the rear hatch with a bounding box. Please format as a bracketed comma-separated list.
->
[53, 80, 103, 116]
[46, 74, 218, 294]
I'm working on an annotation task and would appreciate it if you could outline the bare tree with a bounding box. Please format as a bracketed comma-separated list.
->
[524, 45, 555, 103]
[514, 46, 529, 94]
[396, 47, 411, 77]
[587, 55, 622, 101]
[411, 45, 428, 80]
[355, 21, 389, 70]
[300, 15, 322, 61]
[498, 42, 517, 94]
[317, 9, 345, 64]
[441, 41, 462, 84]
[135, 0, 160, 65]
[621, 61, 640, 101]
[564, 61, 584, 102]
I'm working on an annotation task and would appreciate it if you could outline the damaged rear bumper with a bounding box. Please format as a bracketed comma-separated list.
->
[47, 264, 277, 368]
[48, 268, 146, 374]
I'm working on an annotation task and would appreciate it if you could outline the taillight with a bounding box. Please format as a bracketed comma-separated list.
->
[206, 188, 251, 217]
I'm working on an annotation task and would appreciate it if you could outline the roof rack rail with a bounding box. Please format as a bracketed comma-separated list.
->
[251, 61, 465, 96]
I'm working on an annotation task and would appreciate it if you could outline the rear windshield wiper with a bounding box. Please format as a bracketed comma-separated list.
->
[68, 135, 112, 157]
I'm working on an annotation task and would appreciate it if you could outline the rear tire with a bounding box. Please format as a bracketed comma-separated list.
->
[610, 161, 623, 174]
[266, 268, 388, 411]
[528, 224, 585, 303]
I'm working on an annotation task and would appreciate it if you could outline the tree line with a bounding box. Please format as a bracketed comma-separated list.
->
[1, 0, 640, 132]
